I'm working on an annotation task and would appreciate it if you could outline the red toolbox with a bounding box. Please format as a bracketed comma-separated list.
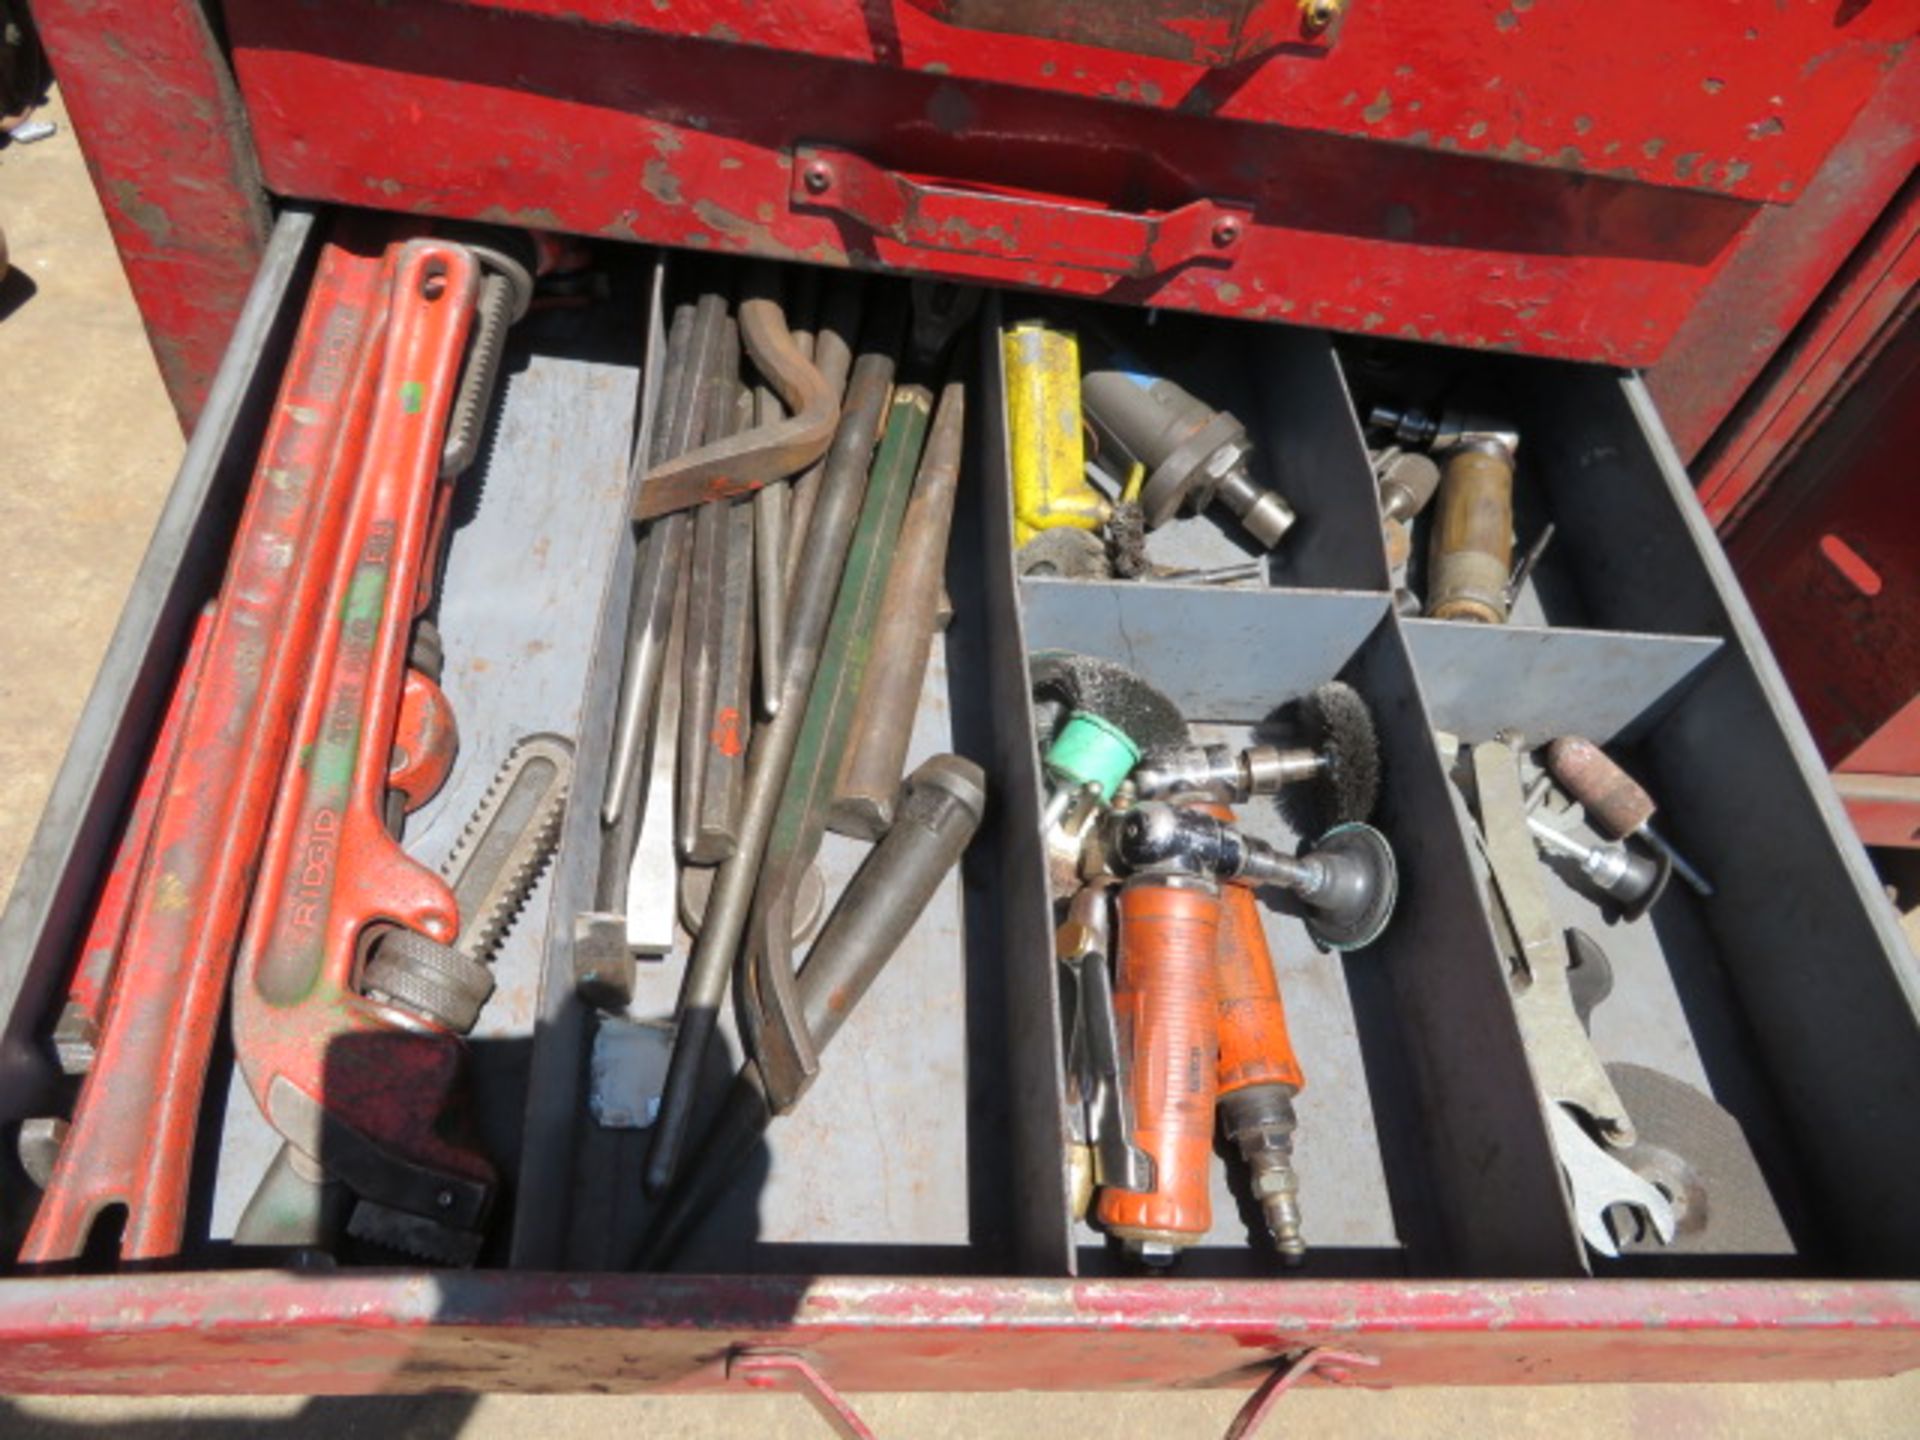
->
[6, 0, 1920, 1414]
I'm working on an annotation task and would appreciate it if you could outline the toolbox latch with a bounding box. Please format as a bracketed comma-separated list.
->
[727, 1347, 877, 1439]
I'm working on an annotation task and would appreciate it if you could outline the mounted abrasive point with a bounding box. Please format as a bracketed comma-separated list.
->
[1132, 680, 1382, 832]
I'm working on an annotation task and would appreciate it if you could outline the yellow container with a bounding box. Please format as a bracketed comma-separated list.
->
[1003, 322, 1108, 547]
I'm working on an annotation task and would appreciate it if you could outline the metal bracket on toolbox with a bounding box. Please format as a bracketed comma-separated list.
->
[791, 144, 1252, 280]
[726, 1349, 877, 1440]
[1225, 1347, 1383, 1439]
[896, 0, 1343, 64]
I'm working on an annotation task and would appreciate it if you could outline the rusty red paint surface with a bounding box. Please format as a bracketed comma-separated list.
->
[55, 607, 213, 1067]
[1726, 285, 1920, 845]
[1650, 48, 1920, 467]
[29, 0, 269, 427]
[222, 0, 1773, 366]
[31, 0, 1917, 398]
[1700, 180, 1920, 530]
[896, 0, 1331, 68]
[444, 0, 1917, 203]
[0, 1271, 1916, 1393]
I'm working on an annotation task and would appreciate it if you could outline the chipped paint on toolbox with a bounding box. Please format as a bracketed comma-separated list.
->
[424, 0, 1918, 203]
[217, 0, 1768, 367]
[30, 0, 270, 426]
[0, 1273, 1917, 1392]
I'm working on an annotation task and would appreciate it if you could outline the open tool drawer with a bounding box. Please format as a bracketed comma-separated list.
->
[0, 207, 1917, 1401]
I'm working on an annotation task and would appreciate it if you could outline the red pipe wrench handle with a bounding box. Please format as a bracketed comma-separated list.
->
[234, 240, 495, 1242]
[20, 226, 398, 1266]
[51, 605, 216, 1076]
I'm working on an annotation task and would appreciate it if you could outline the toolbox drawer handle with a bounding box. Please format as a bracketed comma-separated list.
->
[896, 0, 1343, 64]
[791, 145, 1251, 280]
[728, 1348, 876, 1438]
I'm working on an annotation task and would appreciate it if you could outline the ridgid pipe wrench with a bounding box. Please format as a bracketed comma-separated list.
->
[230, 238, 527, 1265]
[20, 225, 400, 1265]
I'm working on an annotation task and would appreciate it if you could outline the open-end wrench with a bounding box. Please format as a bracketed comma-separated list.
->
[1471, 739, 1634, 1143]
[1546, 1102, 1678, 1258]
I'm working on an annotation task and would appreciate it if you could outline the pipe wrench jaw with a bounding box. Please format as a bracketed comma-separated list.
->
[231, 235, 499, 1264]
[388, 666, 459, 814]
[257, 1023, 496, 1265]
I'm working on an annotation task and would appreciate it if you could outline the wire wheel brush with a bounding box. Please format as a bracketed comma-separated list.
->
[1132, 680, 1382, 832]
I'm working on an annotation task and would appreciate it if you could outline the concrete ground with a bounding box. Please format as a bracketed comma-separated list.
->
[3, 86, 1918, 1439]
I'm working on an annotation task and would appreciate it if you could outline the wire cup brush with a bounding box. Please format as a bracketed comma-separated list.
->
[1131, 680, 1381, 831]
[1031, 651, 1190, 895]
[1031, 650, 1190, 812]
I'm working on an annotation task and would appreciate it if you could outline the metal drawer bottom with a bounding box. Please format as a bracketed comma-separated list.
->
[0, 209, 1916, 1396]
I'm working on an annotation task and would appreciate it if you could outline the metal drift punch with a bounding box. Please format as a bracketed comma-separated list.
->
[575, 291, 726, 1007]
[642, 285, 902, 1198]
[739, 287, 977, 1127]
[635, 755, 985, 1266]
[646, 281, 979, 1197]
